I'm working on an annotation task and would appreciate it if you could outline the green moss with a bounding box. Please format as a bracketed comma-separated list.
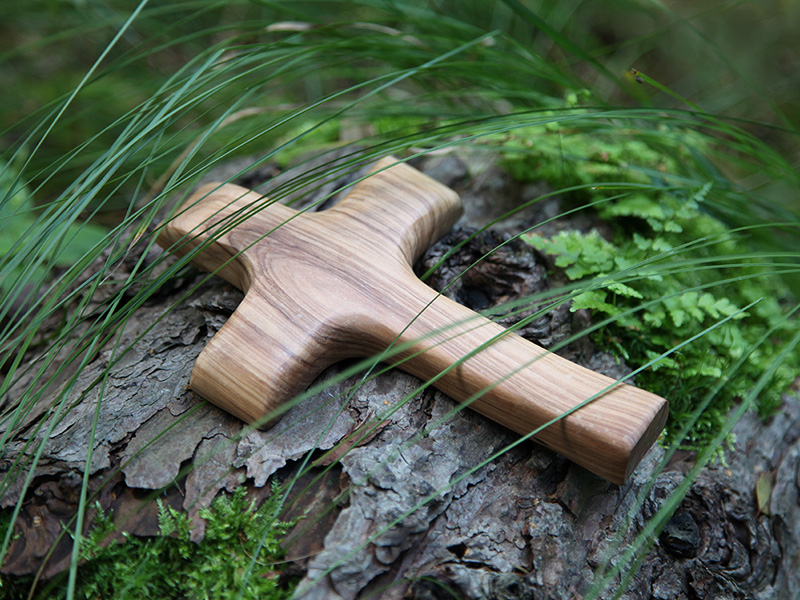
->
[501, 120, 799, 449]
[1, 486, 297, 600]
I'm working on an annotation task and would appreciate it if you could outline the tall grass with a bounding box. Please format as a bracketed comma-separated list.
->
[1, 1, 798, 598]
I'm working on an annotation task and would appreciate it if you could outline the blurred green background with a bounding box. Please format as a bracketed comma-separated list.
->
[2, 0, 798, 205]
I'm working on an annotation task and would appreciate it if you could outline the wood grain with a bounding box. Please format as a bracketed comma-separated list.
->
[157, 157, 668, 484]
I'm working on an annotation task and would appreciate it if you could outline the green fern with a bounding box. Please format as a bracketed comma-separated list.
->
[515, 124, 799, 448]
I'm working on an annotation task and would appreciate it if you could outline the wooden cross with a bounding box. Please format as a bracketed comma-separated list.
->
[157, 157, 668, 484]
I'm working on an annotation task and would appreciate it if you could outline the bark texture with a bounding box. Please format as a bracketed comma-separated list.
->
[2, 150, 799, 599]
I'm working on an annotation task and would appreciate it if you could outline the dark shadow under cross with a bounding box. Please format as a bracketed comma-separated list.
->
[157, 157, 668, 484]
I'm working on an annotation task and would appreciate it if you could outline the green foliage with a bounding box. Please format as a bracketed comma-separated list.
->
[499, 111, 705, 188]
[513, 124, 799, 448]
[0, 157, 107, 293]
[1, 487, 297, 600]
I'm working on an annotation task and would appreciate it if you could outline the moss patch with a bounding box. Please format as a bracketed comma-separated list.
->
[1, 486, 297, 600]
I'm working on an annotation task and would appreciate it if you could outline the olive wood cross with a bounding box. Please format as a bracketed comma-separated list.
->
[157, 157, 668, 484]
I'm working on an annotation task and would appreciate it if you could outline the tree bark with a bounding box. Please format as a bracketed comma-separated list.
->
[2, 150, 799, 599]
